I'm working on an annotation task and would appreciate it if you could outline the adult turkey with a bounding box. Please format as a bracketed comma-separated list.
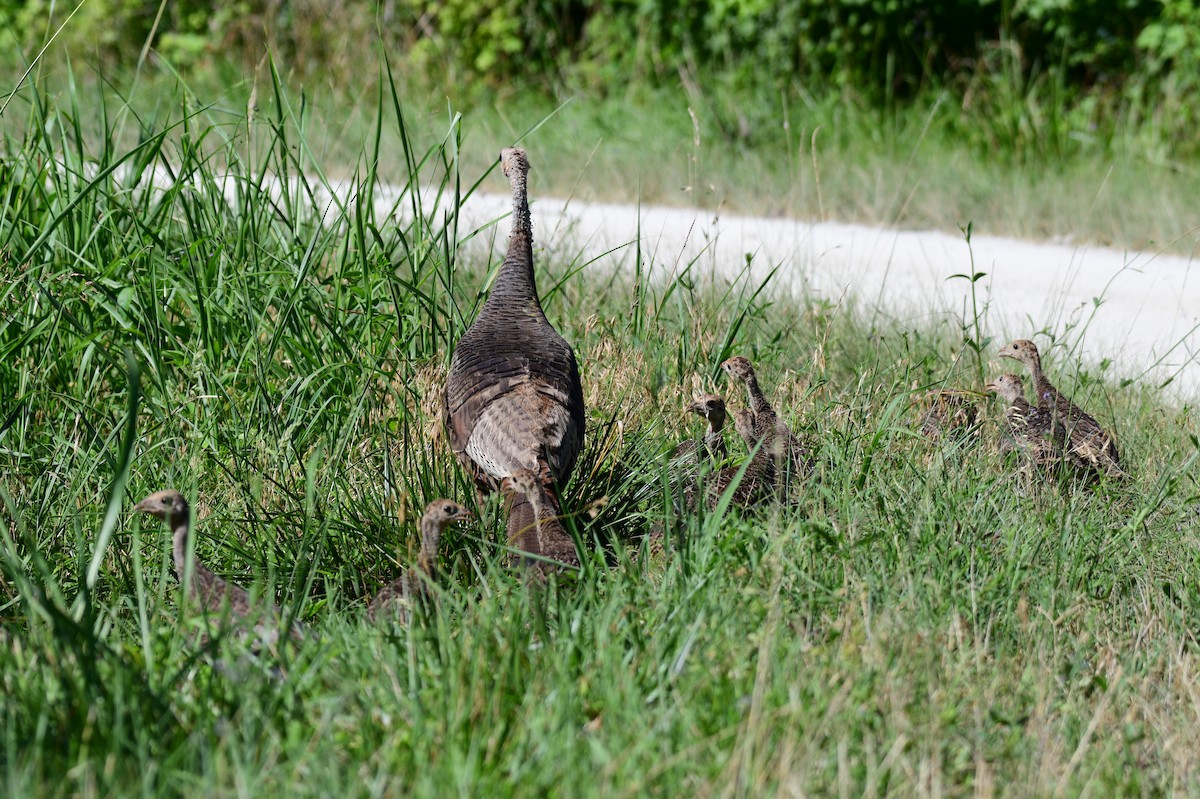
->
[445, 147, 584, 497]
[444, 147, 586, 563]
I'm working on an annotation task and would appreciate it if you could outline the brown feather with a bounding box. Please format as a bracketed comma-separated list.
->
[135, 490, 304, 648]
[501, 468, 580, 579]
[367, 499, 472, 623]
[998, 339, 1123, 477]
[444, 147, 585, 497]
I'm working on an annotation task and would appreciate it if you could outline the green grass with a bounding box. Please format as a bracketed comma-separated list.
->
[2, 62, 1200, 797]
[4, 52, 1200, 257]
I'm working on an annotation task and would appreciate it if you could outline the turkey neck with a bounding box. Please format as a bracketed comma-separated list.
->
[743, 374, 773, 418]
[1025, 350, 1053, 404]
[705, 411, 726, 438]
[484, 165, 545, 315]
[518, 482, 565, 536]
[508, 160, 531, 244]
[417, 516, 442, 576]
[528, 486, 558, 529]
[703, 414, 726, 456]
[170, 506, 192, 580]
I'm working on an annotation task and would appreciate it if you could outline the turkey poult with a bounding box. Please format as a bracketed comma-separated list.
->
[706, 408, 774, 509]
[997, 339, 1122, 476]
[134, 489, 304, 646]
[444, 147, 585, 512]
[986, 374, 1071, 469]
[916, 388, 980, 440]
[720, 356, 812, 480]
[501, 468, 580, 577]
[367, 499, 472, 624]
[672, 394, 729, 465]
[670, 394, 729, 511]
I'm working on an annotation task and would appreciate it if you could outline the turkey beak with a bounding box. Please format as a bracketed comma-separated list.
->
[983, 380, 999, 395]
[686, 400, 703, 415]
[455, 510, 474, 523]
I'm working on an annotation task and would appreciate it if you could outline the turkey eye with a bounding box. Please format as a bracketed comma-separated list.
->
[444, 505, 455, 514]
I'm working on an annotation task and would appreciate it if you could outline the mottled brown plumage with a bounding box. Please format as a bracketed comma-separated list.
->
[135, 489, 303, 646]
[998, 339, 1122, 476]
[444, 147, 585, 500]
[987, 374, 1073, 470]
[916, 388, 981, 440]
[502, 468, 580, 577]
[367, 499, 472, 623]
[721, 356, 812, 480]
[706, 408, 775, 509]
[672, 394, 729, 465]
[670, 393, 729, 511]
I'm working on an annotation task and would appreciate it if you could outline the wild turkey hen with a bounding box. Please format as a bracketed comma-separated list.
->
[502, 467, 580, 577]
[368, 499, 472, 623]
[997, 339, 1122, 477]
[444, 147, 585, 518]
[135, 489, 304, 646]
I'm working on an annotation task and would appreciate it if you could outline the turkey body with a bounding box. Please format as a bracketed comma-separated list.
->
[998, 339, 1122, 476]
[987, 374, 1071, 469]
[368, 499, 472, 623]
[706, 408, 776, 509]
[444, 147, 585, 497]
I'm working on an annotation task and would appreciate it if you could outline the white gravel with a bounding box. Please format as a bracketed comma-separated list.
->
[453, 190, 1200, 401]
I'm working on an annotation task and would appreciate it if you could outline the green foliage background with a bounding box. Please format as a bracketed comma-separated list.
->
[4, 0, 1199, 100]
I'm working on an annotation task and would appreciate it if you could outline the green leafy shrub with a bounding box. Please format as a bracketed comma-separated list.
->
[3, 0, 1199, 141]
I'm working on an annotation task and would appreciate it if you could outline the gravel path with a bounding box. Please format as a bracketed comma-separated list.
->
[455, 190, 1199, 400]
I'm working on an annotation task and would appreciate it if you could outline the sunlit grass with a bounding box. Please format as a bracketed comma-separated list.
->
[1, 57, 1199, 797]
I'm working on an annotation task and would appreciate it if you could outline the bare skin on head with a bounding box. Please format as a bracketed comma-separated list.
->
[135, 489, 303, 644]
[368, 499, 473, 623]
[997, 339, 1122, 476]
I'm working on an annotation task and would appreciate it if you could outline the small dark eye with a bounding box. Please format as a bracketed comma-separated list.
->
[444, 504, 455, 514]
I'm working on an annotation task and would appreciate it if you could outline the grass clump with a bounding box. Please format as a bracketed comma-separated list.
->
[1, 64, 1200, 797]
